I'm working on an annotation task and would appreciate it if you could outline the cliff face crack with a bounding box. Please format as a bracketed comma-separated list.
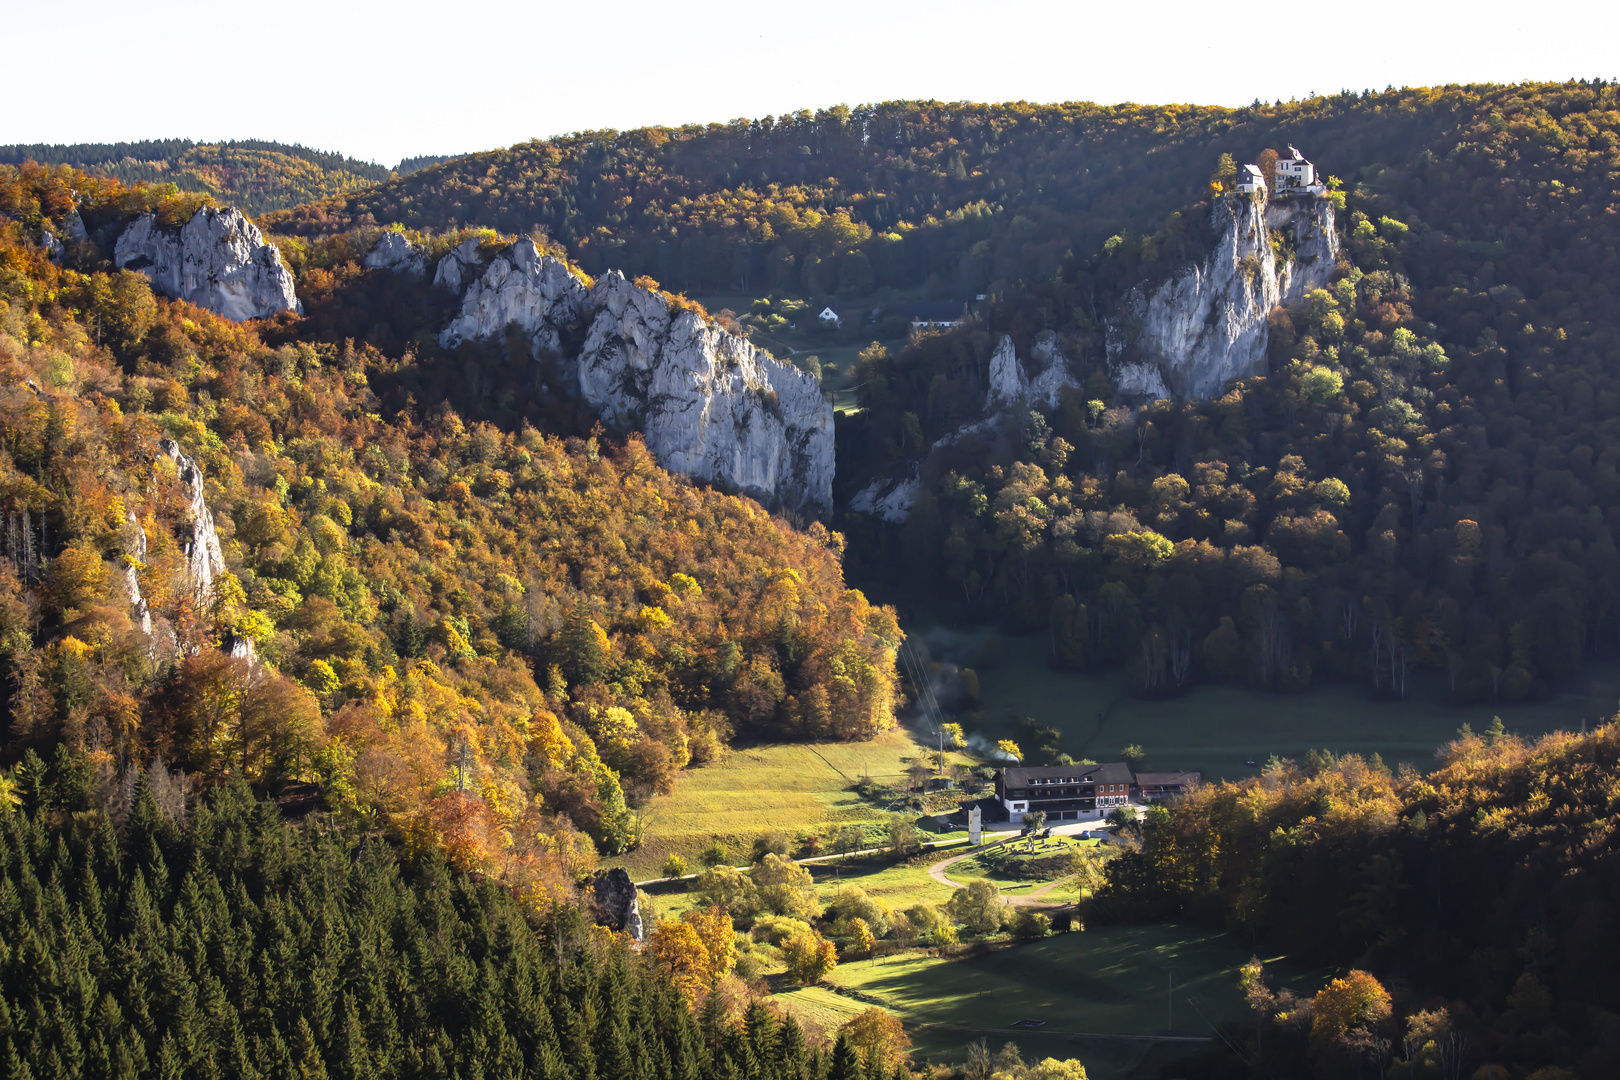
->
[417, 238, 833, 513]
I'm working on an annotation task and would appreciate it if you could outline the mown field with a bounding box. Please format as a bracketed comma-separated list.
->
[818, 924, 1320, 1075]
[608, 727, 975, 880]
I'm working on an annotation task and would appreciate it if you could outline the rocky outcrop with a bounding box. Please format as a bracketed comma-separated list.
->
[434, 243, 833, 513]
[986, 335, 1026, 410]
[363, 232, 426, 279]
[851, 333, 1081, 524]
[115, 207, 301, 322]
[1108, 192, 1337, 401]
[1272, 198, 1338, 304]
[432, 238, 486, 292]
[849, 476, 920, 524]
[123, 511, 153, 638]
[161, 440, 225, 601]
[1025, 332, 1083, 409]
[439, 239, 588, 358]
[588, 868, 644, 941]
[985, 332, 1084, 413]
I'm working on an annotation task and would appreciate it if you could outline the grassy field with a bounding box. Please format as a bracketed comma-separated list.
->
[607, 727, 974, 880]
[918, 623, 1620, 782]
[826, 924, 1320, 1071]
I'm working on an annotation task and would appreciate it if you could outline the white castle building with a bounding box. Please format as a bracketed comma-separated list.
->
[1233, 146, 1327, 198]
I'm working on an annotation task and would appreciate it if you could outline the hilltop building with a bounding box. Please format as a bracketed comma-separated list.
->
[1272, 145, 1327, 196]
[1233, 164, 1267, 194]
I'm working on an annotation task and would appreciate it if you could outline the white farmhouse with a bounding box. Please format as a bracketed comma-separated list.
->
[817, 306, 842, 329]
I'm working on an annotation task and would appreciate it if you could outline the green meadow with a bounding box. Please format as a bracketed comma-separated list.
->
[822, 924, 1321, 1077]
[949, 626, 1618, 781]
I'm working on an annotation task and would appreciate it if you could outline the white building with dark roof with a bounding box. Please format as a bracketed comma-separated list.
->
[1273, 145, 1327, 197]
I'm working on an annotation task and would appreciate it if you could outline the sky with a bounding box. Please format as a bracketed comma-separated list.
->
[5, 0, 1617, 166]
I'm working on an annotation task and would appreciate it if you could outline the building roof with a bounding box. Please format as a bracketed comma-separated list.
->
[890, 301, 968, 322]
[1135, 771, 1201, 787]
[1000, 762, 1133, 787]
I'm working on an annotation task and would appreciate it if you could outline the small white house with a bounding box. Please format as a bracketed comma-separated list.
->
[817, 306, 842, 329]
[1273, 145, 1327, 196]
[1233, 164, 1267, 194]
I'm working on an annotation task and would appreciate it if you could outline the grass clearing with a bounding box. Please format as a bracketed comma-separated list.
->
[608, 727, 972, 880]
[826, 924, 1321, 1066]
[937, 625, 1620, 782]
[771, 985, 870, 1043]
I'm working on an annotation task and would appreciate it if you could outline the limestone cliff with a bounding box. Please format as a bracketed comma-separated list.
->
[123, 511, 153, 638]
[986, 331, 1083, 412]
[161, 439, 226, 601]
[115, 207, 301, 321]
[363, 232, 427, 279]
[434, 242, 833, 513]
[1109, 193, 1337, 401]
[851, 332, 1080, 524]
[439, 239, 588, 359]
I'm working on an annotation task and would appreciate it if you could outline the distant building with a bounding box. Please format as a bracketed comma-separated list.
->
[1134, 771, 1201, 804]
[887, 301, 970, 339]
[1272, 145, 1327, 197]
[995, 763, 1135, 823]
[1233, 164, 1267, 194]
[817, 306, 842, 328]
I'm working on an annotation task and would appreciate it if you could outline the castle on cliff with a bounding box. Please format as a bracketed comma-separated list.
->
[1233, 145, 1327, 197]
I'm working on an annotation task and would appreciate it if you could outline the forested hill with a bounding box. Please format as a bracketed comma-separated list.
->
[839, 78, 1620, 707]
[262, 81, 1614, 298]
[0, 163, 900, 877]
[0, 140, 428, 216]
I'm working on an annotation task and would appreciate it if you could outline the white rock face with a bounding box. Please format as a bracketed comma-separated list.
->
[1271, 198, 1339, 304]
[849, 476, 919, 524]
[115, 207, 301, 321]
[433, 238, 485, 292]
[364, 232, 427, 279]
[436, 248, 833, 513]
[124, 511, 153, 638]
[1109, 193, 1337, 401]
[440, 239, 588, 358]
[1026, 330, 1083, 408]
[1115, 362, 1172, 400]
[986, 335, 1028, 410]
[161, 440, 226, 601]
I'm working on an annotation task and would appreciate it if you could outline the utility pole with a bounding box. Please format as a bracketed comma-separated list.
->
[1164, 966, 1176, 1034]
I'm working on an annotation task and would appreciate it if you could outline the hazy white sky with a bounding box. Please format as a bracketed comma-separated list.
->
[6, 0, 1616, 166]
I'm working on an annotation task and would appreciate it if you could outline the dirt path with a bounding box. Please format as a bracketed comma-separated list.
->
[925, 844, 1070, 909]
